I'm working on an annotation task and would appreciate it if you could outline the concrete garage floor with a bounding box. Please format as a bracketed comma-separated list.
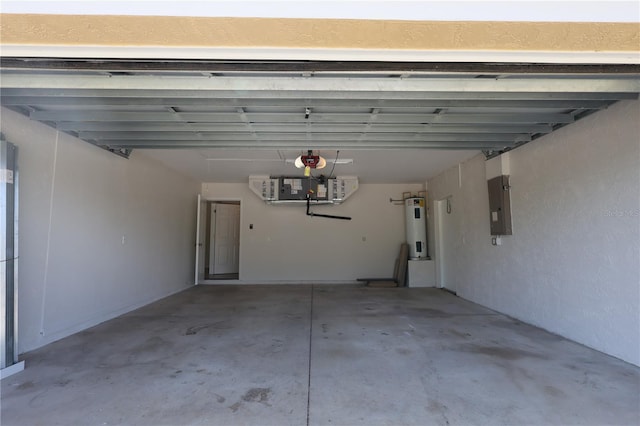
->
[2, 285, 639, 426]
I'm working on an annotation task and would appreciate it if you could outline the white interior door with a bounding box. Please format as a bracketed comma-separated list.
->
[194, 194, 207, 285]
[209, 203, 240, 275]
[435, 198, 457, 292]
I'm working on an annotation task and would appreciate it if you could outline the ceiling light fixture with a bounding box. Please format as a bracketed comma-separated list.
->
[294, 150, 326, 177]
[285, 158, 353, 166]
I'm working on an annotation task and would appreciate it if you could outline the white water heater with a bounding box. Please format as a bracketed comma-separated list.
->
[405, 197, 427, 259]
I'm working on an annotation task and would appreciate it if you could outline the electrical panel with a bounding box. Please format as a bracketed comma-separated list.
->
[487, 175, 512, 235]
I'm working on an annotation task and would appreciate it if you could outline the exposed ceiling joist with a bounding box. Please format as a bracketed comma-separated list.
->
[92, 140, 519, 150]
[2, 59, 639, 74]
[23, 111, 577, 126]
[60, 123, 553, 134]
[2, 74, 639, 94]
[1, 95, 620, 110]
[1, 63, 638, 156]
[82, 132, 529, 142]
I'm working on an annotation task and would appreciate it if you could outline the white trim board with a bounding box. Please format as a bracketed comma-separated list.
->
[1, 361, 25, 380]
[2, 45, 639, 65]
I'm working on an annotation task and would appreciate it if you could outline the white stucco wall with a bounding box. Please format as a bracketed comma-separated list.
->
[202, 182, 424, 283]
[1, 108, 200, 353]
[427, 100, 640, 366]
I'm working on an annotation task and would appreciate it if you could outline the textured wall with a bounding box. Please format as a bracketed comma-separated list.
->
[202, 182, 424, 283]
[427, 100, 640, 366]
[1, 108, 200, 353]
[1, 14, 638, 52]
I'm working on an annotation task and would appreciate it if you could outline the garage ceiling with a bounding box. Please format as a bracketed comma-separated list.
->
[1, 60, 639, 183]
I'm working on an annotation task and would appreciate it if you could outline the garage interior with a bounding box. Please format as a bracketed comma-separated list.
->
[1, 11, 640, 426]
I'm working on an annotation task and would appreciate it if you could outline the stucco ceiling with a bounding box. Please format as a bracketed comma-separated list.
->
[1, 60, 639, 183]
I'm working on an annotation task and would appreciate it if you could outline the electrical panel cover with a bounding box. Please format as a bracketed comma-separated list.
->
[487, 175, 513, 235]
